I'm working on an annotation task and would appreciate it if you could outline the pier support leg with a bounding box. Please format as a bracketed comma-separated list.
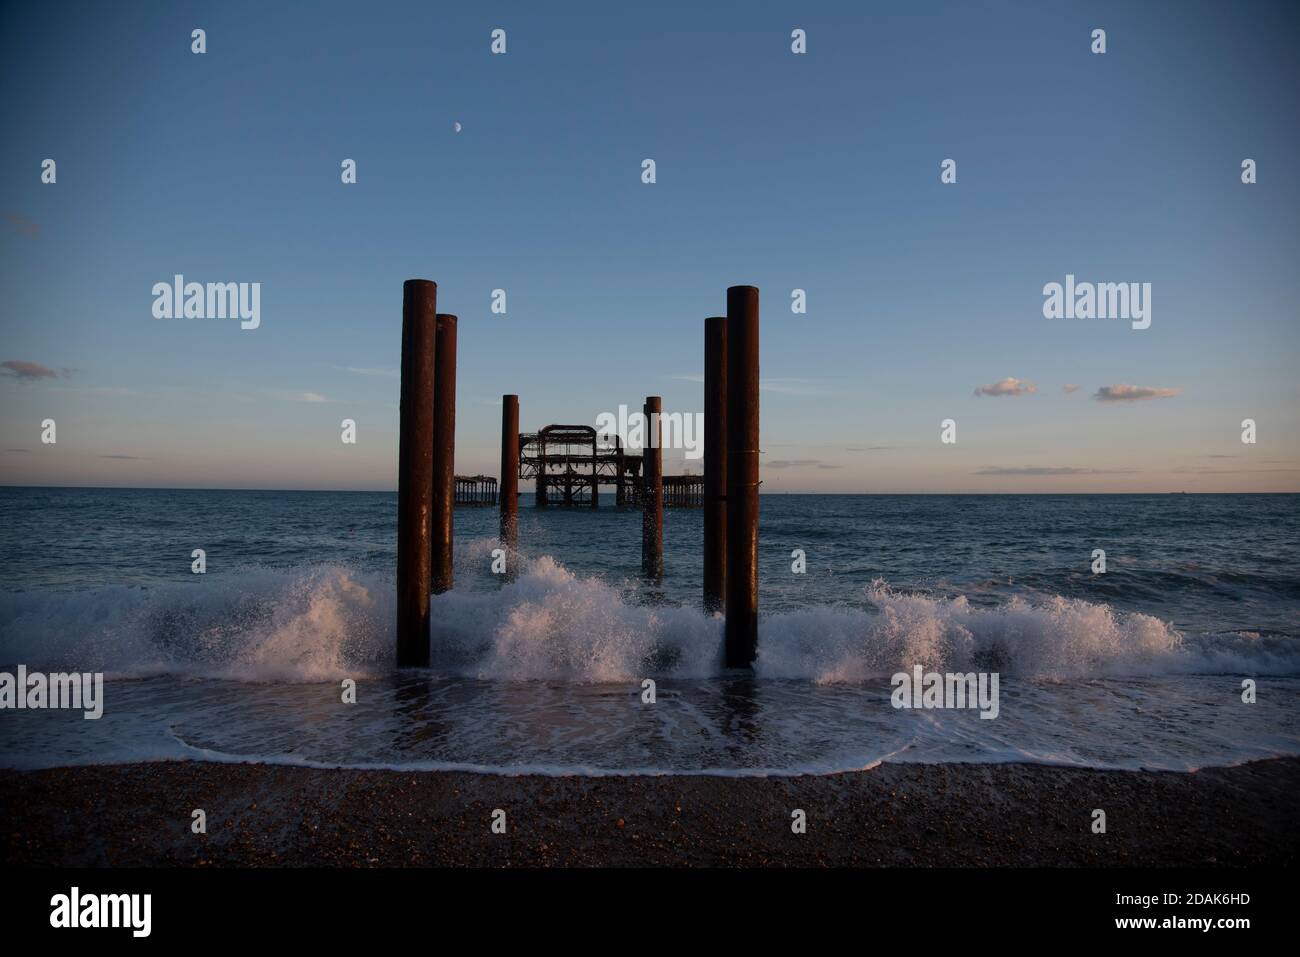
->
[499, 394, 519, 579]
[641, 396, 663, 581]
[431, 313, 457, 595]
[704, 316, 727, 615]
[616, 445, 625, 506]
[535, 434, 548, 508]
[396, 279, 437, 668]
[724, 286, 759, 667]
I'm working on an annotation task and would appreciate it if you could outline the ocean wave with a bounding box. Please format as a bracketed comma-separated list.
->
[0, 565, 392, 682]
[1, 558, 1297, 683]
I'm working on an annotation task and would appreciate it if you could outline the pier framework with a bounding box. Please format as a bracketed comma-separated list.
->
[454, 475, 497, 506]
[520, 425, 639, 508]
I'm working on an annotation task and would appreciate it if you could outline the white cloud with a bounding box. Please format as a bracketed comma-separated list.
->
[271, 390, 330, 403]
[973, 376, 1036, 397]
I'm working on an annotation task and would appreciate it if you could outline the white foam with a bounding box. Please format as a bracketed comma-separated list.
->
[429, 556, 722, 680]
[1, 561, 1296, 684]
[757, 581, 1233, 682]
[0, 565, 392, 682]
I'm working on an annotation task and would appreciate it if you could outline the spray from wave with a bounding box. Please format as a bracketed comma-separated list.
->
[1, 555, 1296, 683]
[0, 565, 391, 682]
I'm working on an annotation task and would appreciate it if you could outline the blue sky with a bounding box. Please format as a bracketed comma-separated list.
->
[1, 0, 1297, 492]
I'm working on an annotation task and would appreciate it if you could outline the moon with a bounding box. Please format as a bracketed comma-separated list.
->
[453, 122, 462, 133]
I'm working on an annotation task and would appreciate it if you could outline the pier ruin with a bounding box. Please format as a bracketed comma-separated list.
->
[453, 475, 497, 506]
[395, 281, 760, 669]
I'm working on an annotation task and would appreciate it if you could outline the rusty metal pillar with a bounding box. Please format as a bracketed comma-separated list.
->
[431, 313, 457, 595]
[499, 394, 519, 577]
[396, 279, 437, 667]
[704, 316, 727, 614]
[724, 287, 759, 667]
[641, 396, 663, 580]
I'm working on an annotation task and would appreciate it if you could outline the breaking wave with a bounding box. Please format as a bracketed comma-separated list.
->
[1, 556, 1297, 683]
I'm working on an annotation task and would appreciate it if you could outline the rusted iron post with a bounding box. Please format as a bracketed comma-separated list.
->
[724, 287, 759, 667]
[499, 394, 519, 576]
[396, 279, 437, 667]
[704, 316, 727, 614]
[431, 313, 457, 595]
[641, 396, 663, 580]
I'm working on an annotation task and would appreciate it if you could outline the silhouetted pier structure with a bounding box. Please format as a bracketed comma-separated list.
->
[517, 425, 701, 508]
[663, 475, 704, 507]
[454, 474, 497, 506]
[520, 425, 639, 508]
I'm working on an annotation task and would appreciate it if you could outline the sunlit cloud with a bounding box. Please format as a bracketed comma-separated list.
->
[1172, 466, 1300, 475]
[974, 377, 1036, 397]
[974, 466, 1138, 476]
[766, 458, 842, 470]
[1093, 384, 1181, 402]
[1, 360, 68, 382]
[271, 390, 330, 403]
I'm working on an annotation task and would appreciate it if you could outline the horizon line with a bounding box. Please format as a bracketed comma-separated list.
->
[1, 484, 1296, 496]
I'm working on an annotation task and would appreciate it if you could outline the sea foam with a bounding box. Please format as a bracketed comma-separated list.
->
[1, 554, 1296, 684]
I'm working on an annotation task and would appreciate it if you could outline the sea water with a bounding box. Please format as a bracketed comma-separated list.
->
[1, 488, 1297, 774]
